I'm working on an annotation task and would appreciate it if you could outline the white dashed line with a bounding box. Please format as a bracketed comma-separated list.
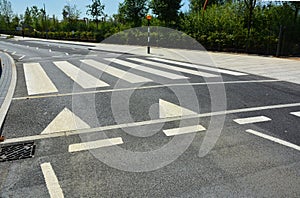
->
[163, 125, 206, 136]
[41, 163, 64, 198]
[245, 129, 300, 151]
[233, 116, 271, 125]
[68, 137, 123, 152]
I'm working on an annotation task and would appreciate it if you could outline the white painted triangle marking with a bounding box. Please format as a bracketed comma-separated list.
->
[41, 108, 90, 134]
[159, 99, 197, 118]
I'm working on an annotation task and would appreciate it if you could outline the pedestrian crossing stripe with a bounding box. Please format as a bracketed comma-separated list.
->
[81, 59, 152, 83]
[128, 58, 218, 78]
[23, 63, 58, 95]
[105, 58, 190, 79]
[53, 61, 109, 89]
[159, 99, 198, 118]
[148, 57, 248, 76]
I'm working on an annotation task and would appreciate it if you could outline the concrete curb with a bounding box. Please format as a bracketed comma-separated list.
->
[0, 52, 17, 138]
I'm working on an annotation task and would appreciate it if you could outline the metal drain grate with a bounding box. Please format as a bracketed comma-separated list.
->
[0, 142, 36, 162]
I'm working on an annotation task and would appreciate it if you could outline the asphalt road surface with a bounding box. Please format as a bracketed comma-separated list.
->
[0, 37, 299, 197]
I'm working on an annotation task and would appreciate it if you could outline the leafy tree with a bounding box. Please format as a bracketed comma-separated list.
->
[87, 0, 105, 29]
[62, 3, 81, 22]
[244, 0, 257, 51]
[150, 0, 182, 26]
[23, 7, 32, 27]
[118, 0, 148, 27]
[0, 0, 13, 29]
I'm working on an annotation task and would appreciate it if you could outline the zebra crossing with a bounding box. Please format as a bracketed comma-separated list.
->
[22, 57, 248, 96]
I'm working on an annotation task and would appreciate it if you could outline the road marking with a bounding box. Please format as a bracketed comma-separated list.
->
[53, 61, 109, 89]
[2, 101, 300, 145]
[36, 47, 39, 50]
[245, 129, 300, 151]
[233, 116, 271, 125]
[81, 59, 152, 83]
[11, 51, 16, 55]
[106, 58, 189, 79]
[163, 125, 206, 136]
[19, 55, 25, 60]
[23, 63, 58, 95]
[159, 99, 197, 118]
[41, 108, 90, 134]
[65, 53, 69, 55]
[41, 163, 64, 198]
[12, 79, 281, 100]
[49, 49, 52, 52]
[4, 49, 7, 52]
[128, 58, 217, 78]
[290, 111, 300, 117]
[148, 57, 248, 76]
[69, 137, 123, 152]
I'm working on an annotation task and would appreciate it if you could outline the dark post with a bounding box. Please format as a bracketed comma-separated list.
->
[146, 15, 152, 54]
[276, 25, 284, 57]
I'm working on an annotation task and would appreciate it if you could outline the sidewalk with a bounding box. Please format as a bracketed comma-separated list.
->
[0, 53, 16, 134]
[91, 43, 300, 85]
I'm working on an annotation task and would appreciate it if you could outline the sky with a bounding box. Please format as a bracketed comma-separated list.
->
[9, 0, 190, 20]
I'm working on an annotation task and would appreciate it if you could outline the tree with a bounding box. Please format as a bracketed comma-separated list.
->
[87, 0, 105, 29]
[0, 0, 13, 29]
[23, 7, 32, 26]
[118, 0, 148, 27]
[62, 3, 81, 22]
[244, 0, 256, 51]
[150, 0, 182, 26]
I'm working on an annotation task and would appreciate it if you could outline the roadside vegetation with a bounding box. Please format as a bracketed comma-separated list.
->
[0, 0, 299, 56]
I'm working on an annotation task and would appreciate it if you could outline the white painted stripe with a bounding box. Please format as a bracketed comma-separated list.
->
[163, 125, 206, 136]
[2, 102, 300, 145]
[234, 116, 271, 125]
[128, 58, 217, 78]
[23, 63, 58, 95]
[105, 58, 189, 79]
[148, 57, 248, 76]
[159, 99, 197, 118]
[245, 129, 300, 151]
[53, 61, 109, 89]
[41, 163, 64, 198]
[69, 137, 123, 152]
[19, 55, 25, 60]
[81, 59, 152, 83]
[290, 111, 300, 117]
[13, 79, 281, 100]
[12, 51, 16, 55]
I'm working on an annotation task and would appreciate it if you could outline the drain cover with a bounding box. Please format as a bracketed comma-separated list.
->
[0, 142, 36, 162]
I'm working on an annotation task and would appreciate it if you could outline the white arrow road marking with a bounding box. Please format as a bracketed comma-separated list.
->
[41, 108, 90, 134]
[41, 163, 64, 198]
[159, 99, 198, 118]
[290, 111, 300, 117]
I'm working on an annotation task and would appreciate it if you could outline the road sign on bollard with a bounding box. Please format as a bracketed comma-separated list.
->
[146, 14, 152, 54]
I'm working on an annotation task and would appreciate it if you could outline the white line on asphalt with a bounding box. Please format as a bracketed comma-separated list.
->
[69, 137, 123, 152]
[245, 129, 300, 151]
[12, 79, 281, 100]
[81, 59, 152, 83]
[290, 111, 300, 117]
[159, 99, 197, 118]
[41, 163, 64, 198]
[148, 57, 248, 76]
[163, 125, 206, 136]
[2, 101, 300, 145]
[233, 116, 271, 125]
[36, 47, 39, 50]
[4, 49, 7, 52]
[49, 49, 52, 52]
[128, 58, 217, 78]
[106, 58, 190, 79]
[11, 51, 16, 55]
[19, 55, 25, 60]
[23, 63, 58, 95]
[53, 61, 109, 89]
[65, 53, 69, 55]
